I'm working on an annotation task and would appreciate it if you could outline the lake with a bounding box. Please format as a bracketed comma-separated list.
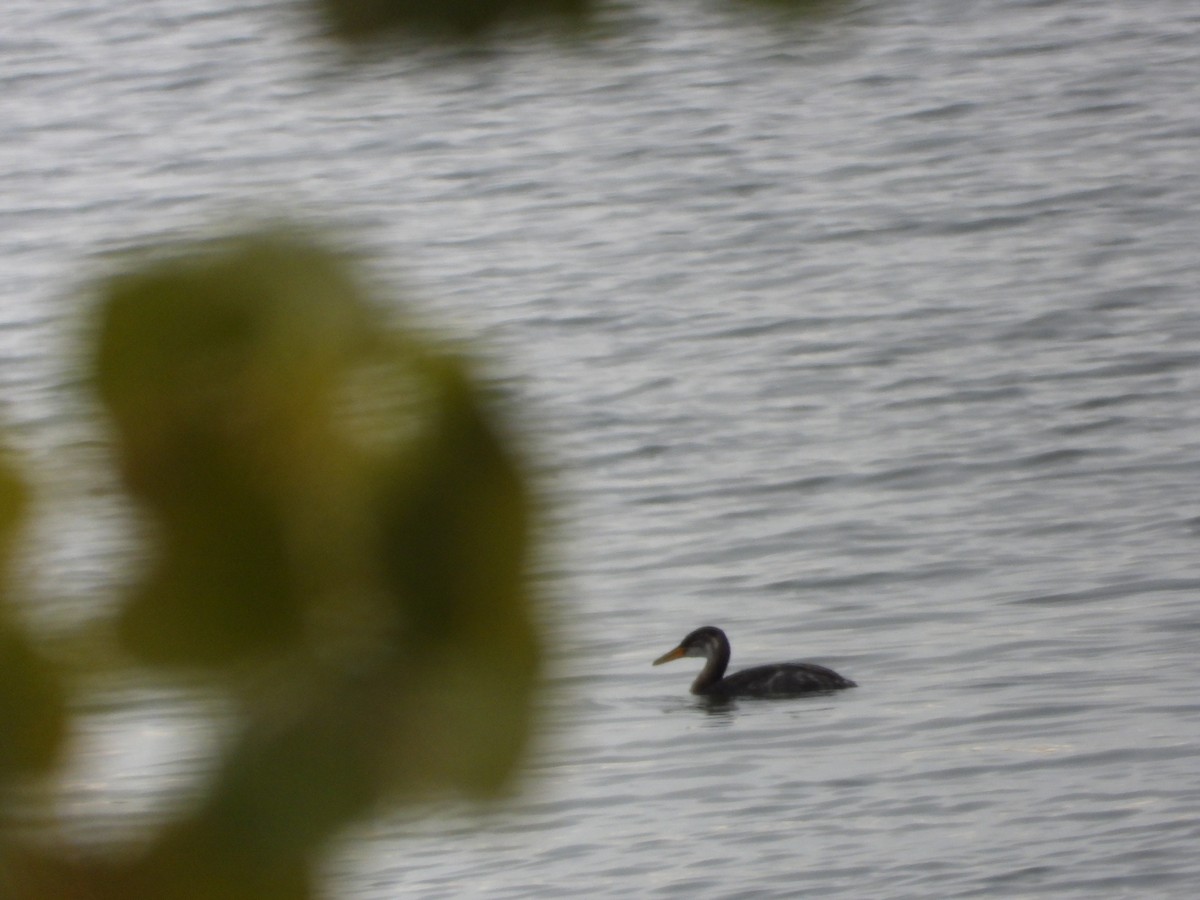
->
[3, 0, 1199, 896]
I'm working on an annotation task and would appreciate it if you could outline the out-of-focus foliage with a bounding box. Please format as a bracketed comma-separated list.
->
[315, 0, 848, 41]
[96, 242, 375, 665]
[0, 457, 68, 899]
[0, 460, 66, 780]
[319, 0, 592, 39]
[0, 234, 541, 900]
[728, 0, 852, 27]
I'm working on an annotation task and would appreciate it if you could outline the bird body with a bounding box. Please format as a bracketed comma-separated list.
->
[653, 625, 855, 698]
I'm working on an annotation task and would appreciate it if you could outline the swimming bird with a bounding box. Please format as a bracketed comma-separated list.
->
[653, 625, 856, 698]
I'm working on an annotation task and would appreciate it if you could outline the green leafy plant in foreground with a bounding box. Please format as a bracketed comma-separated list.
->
[312, 0, 849, 42]
[0, 234, 541, 900]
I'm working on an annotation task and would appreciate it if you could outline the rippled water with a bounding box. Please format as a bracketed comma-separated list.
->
[4, 0, 1200, 896]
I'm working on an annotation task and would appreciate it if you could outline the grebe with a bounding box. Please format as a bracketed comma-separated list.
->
[653, 625, 856, 698]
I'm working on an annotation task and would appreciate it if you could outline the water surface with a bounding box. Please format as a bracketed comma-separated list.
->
[3, 0, 1199, 896]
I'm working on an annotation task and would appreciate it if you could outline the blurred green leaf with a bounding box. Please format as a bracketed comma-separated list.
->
[95, 236, 376, 666]
[0, 455, 66, 780]
[318, 0, 592, 40]
[0, 457, 25, 554]
[374, 358, 539, 793]
[728, 0, 851, 25]
[79, 231, 542, 896]
[0, 624, 68, 779]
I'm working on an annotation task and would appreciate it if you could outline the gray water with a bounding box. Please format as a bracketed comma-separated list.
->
[4, 0, 1200, 896]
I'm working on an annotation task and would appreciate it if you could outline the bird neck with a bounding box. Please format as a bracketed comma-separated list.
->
[691, 636, 730, 694]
